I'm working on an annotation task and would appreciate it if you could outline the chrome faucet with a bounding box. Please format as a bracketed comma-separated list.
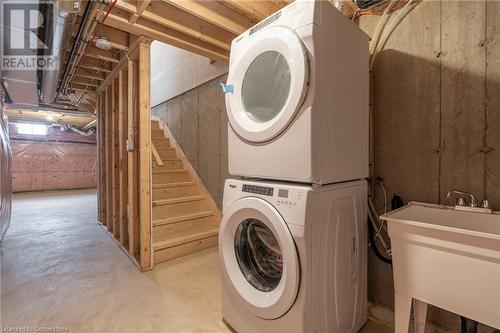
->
[446, 190, 477, 207]
[446, 190, 492, 214]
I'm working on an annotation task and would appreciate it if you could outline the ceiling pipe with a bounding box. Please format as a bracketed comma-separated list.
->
[64, 1, 107, 96]
[54, 0, 94, 102]
[40, 0, 81, 104]
[7, 102, 94, 117]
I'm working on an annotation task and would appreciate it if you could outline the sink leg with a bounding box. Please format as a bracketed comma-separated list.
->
[413, 299, 428, 333]
[395, 292, 412, 333]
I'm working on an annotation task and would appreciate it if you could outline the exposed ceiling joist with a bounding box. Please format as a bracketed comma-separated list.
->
[219, 0, 278, 22]
[104, 8, 229, 62]
[161, 0, 255, 35]
[115, 0, 234, 51]
[74, 71, 104, 81]
[85, 46, 120, 63]
[128, 0, 152, 24]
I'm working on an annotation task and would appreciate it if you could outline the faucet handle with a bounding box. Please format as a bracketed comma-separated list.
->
[481, 199, 490, 209]
[456, 197, 466, 206]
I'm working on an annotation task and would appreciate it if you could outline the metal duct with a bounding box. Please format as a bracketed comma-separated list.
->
[39, 1, 80, 104]
[61, 124, 96, 137]
[0, 2, 40, 104]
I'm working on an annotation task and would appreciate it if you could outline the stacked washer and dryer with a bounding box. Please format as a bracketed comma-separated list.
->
[219, 1, 369, 332]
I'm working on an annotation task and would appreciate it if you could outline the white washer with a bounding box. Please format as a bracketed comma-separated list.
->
[223, 0, 369, 184]
[219, 178, 368, 333]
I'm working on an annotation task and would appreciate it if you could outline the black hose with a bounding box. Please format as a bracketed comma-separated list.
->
[367, 216, 392, 264]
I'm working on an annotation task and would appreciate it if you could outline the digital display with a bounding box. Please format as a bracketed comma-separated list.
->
[278, 189, 289, 198]
[243, 184, 274, 196]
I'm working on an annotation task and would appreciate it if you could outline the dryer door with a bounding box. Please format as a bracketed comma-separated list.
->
[225, 26, 309, 143]
[219, 197, 300, 319]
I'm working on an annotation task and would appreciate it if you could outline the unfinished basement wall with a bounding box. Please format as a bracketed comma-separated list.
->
[151, 74, 229, 207]
[9, 125, 97, 192]
[359, 1, 500, 330]
[0, 89, 12, 240]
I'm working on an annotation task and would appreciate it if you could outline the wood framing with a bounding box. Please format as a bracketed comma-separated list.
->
[127, 58, 140, 260]
[82, 1, 290, 272]
[138, 42, 152, 270]
[96, 39, 152, 271]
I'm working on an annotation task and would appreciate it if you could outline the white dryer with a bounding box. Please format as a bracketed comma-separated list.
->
[223, 0, 369, 184]
[219, 178, 368, 333]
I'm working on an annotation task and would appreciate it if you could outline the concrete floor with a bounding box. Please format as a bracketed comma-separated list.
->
[2, 189, 391, 333]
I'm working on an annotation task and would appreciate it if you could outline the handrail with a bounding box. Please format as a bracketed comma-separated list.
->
[151, 142, 164, 166]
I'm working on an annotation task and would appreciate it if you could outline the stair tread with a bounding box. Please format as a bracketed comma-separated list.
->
[152, 168, 188, 174]
[153, 228, 219, 250]
[152, 181, 195, 189]
[153, 195, 204, 206]
[153, 210, 214, 226]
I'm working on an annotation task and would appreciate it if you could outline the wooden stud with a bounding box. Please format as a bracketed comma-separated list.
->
[138, 41, 152, 270]
[127, 59, 140, 258]
[118, 69, 129, 246]
[112, 78, 120, 239]
[105, 84, 113, 232]
[98, 92, 107, 226]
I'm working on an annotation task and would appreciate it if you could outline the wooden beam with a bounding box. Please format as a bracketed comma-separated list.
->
[98, 37, 149, 92]
[74, 73, 103, 82]
[105, 84, 114, 233]
[115, 0, 233, 50]
[138, 41, 152, 270]
[162, 0, 254, 35]
[71, 79, 100, 88]
[67, 87, 96, 93]
[219, 0, 278, 22]
[104, 9, 229, 63]
[118, 68, 129, 246]
[80, 64, 112, 73]
[69, 83, 96, 90]
[88, 24, 130, 51]
[129, 0, 152, 24]
[112, 77, 120, 239]
[85, 46, 120, 63]
[98, 92, 107, 227]
[127, 58, 139, 259]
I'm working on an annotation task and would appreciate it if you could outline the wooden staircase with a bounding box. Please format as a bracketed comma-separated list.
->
[150, 118, 221, 265]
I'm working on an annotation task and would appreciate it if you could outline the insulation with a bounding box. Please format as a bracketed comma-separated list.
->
[11, 141, 97, 192]
[0, 95, 12, 240]
[9, 126, 97, 192]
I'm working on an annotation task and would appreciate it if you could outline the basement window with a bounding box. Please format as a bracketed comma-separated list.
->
[16, 123, 49, 136]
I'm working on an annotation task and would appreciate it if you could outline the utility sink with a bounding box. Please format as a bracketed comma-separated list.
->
[381, 202, 500, 332]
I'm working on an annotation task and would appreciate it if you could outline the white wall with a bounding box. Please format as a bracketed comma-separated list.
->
[150, 41, 228, 107]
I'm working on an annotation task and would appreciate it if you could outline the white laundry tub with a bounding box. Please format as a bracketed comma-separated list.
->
[381, 202, 500, 332]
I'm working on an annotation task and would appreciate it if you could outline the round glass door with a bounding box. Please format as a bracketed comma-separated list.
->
[225, 26, 309, 143]
[234, 218, 283, 292]
[241, 51, 291, 123]
[219, 197, 300, 319]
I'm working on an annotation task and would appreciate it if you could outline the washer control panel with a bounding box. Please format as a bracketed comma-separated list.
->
[242, 184, 274, 196]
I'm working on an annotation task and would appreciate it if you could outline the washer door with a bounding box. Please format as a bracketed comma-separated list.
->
[226, 26, 309, 143]
[219, 197, 300, 319]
